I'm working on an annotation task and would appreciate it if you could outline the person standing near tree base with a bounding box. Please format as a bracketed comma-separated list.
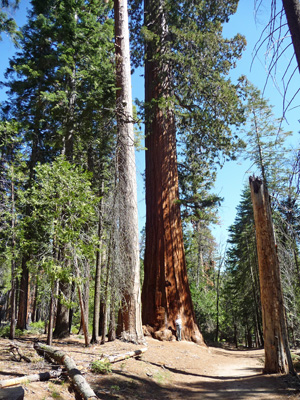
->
[175, 315, 182, 341]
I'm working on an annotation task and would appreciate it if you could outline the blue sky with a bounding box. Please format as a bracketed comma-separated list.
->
[133, 0, 300, 242]
[1, 0, 299, 243]
[212, 0, 300, 243]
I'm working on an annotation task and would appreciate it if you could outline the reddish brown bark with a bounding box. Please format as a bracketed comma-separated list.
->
[142, 0, 204, 345]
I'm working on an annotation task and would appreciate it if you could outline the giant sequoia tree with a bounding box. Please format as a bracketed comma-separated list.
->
[140, 0, 246, 342]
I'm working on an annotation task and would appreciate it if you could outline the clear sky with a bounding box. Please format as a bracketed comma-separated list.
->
[212, 0, 300, 243]
[1, 0, 299, 244]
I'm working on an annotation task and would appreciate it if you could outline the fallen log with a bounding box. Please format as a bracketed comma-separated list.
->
[34, 342, 98, 400]
[0, 370, 61, 389]
[103, 348, 147, 363]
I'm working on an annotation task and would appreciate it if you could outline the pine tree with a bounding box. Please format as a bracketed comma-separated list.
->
[0, 0, 20, 43]
[225, 187, 263, 347]
[242, 82, 292, 193]
[2, 0, 115, 334]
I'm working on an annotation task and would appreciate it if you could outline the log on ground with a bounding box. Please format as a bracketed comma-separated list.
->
[103, 347, 147, 363]
[0, 370, 61, 388]
[34, 342, 98, 400]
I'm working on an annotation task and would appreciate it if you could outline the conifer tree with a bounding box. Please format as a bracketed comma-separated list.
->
[0, 0, 20, 43]
[225, 187, 263, 347]
[134, 0, 246, 342]
[3, 0, 115, 334]
[114, 0, 143, 343]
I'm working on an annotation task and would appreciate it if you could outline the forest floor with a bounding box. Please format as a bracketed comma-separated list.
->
[1, 333, 300, 400]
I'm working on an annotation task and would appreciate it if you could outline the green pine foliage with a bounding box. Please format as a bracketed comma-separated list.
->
[242, 81, 292, 193]
[0, 0, 116, 331]
[21, 156, 99, 287]
[131, 0, 247, 161]
[1, 0, 299, 349]
[4, 0, 116, 167]
[0, 0, 21, 44]
[223, 187, 262, 347]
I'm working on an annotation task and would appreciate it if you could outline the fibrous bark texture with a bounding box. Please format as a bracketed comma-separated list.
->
[249, 176, 294, 374]
[114, 0, 143, 343]
[142, 0, 204, 345]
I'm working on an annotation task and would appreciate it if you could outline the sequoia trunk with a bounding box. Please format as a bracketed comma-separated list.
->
[142, 0, 204, 344]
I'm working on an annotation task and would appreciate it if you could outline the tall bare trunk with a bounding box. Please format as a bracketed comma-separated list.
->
[142, 0, 204, 344]
[249, 176, 294, 374]
[114, 0, 143, 343]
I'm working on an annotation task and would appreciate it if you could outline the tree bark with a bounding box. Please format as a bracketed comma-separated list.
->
[282, 0, 300, 74]
[91, 203, 103, 344]
[249, 176, 294, 374]
[77, 283, 89, 347]
[47, 280, 58, 346]
[142, 0, 204, 345]
[101, 242, 111, 344]
[16, 257, 29, 331]
[31, 276, 39, 323]
[114, 0, 144, 343]
[9, 173, 16, 340]
[53, 280, 70, 339]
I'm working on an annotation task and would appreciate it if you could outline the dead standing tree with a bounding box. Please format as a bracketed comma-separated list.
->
[114, 0, 143, 343]
[249, 176, 294, 374]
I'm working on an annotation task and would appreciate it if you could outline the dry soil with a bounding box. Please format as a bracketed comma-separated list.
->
[0, 334, 300, 399]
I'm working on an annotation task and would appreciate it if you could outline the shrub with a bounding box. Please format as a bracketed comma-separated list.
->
[0, 325, 24, 338]
[90, 359, 112, 375]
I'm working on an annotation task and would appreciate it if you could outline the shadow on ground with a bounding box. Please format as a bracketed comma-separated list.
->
[92, 369, 300, 400]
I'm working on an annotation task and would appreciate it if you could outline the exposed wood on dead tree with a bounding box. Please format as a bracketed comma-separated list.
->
[0, 370, 62, 389]
[114, 0, 144, 343]
[249, 176, 294, 374]
[34, 342, 98, 400]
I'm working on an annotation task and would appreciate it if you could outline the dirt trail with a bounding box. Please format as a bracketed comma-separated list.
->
[0, 335, 300, 399]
